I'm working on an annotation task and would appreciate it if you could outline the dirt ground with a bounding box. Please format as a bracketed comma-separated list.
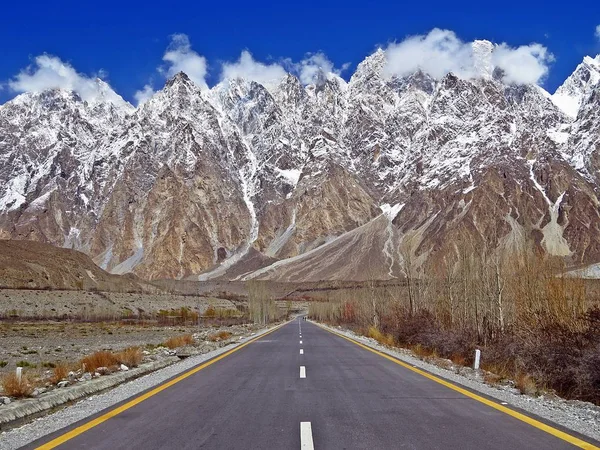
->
[0, 289, 240, 320]
[0, 321, 256, 375]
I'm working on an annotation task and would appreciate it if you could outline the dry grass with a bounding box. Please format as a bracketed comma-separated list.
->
[450, 354, 467, 366]
[516, 373, 537, 396]
[1, 371, 35, 398]
[80, 351, 119, 373]
[50, 363, 70, 384]
[366, 326, 395, 346]
[480, 362, 512, 380]
[367, 325, 383, 341]
[482, 371, 504, 386]
[115, 347, 142, 368]
[207, 331, 232, 342]
[163, 334, 194, 349]
[411, 344, 435, 359]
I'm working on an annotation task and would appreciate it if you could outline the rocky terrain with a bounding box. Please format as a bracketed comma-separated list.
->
[0, 289, 238, 320]
[0, 240, 157, 292]
[0, 321, 258, 377]
[1, 45, 600, 281]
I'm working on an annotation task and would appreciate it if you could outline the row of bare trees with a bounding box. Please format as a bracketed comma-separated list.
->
[312, 242, 589, 339]
[247, 281, 282, 325]
[308, 235, 600, 402]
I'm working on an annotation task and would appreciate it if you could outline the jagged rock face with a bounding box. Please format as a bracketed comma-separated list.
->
[2, 50, 600, 281]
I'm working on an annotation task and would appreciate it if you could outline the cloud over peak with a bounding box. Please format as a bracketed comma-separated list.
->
[134, 84, 155, 106]
[8, 54, 127, 106]
[220, 51, 287, 87]
[292, 53, 350, 85]
[133, 33, 208, 105]
[383, 29, 553, 85]
[161, 33, 208, 90]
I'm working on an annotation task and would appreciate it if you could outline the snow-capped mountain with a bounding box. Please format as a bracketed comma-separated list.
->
[1, 45, 600, 281]
[552, 55, 600, 119]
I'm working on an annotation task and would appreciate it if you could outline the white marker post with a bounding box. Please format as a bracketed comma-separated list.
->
[16, 367, 22, 383]
[474, 349, 481, 370]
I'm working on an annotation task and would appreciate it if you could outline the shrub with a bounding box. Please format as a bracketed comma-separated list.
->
[16, 361, 36, 368]
[50, 363, 70, 384]
[450, 354, 466, 366]
[367, 326, 394, 346]
[204, 306, 216, 318]
[1, 371, 35, 398]
[164, 334, 194, 349]
[483, 371, 504, 386]
[80, 351, 118, 373]
[207, 331, 232, 342]
[516, 373, 537, 396]
[411, 344, 434, 359]
[0, 361, 7, 368]
[367, 326, 383, 342]
[115, 347, 142, 368]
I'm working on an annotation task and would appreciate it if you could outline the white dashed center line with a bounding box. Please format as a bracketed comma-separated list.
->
[300, 349, 304, 355]
[300, 366, 306, 378]
[300, 422, 314, 449]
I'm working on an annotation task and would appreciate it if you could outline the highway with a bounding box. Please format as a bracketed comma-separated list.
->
[29, 319, 599, 449]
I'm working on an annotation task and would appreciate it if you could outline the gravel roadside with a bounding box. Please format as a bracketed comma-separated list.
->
[0, 322, 284, 450]
[315, 321, 600, 443]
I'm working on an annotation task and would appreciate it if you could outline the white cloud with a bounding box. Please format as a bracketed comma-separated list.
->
[161, 33, 208, 89]
[384, 29, 474, 80]
[382, 28, 553, 85]
[134, 84, 155, 106]
[220, 51, 287, 86]
[294, 52, 349, 85]
[492, 43, 552, 84]
[595, 25, 600, 40]
[8, 54, 126, 104]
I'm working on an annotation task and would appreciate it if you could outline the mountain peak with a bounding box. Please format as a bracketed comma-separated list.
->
[90, 78, 134, 112]
[472, 40, 494, 79]
[552, 54, 600, 118]
[165, 71, 193, 88]
[583, 54, 600, 68]
[349, 48, 386, 86]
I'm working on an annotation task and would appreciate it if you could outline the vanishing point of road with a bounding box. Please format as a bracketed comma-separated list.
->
[29, 319, 600, 449]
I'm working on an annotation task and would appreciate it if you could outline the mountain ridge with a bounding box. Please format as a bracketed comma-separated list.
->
[1, 48, 600, 281]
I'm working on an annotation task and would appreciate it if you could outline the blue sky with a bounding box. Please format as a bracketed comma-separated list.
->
[1, 0, 599, 105]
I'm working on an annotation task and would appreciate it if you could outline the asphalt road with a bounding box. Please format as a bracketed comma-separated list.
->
[29, 319, 599, 449]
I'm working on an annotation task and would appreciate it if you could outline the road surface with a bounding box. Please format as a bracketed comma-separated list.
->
[29, 319, 599, 449]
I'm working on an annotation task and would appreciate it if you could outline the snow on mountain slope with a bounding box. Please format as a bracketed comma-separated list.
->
[552, 55, 600, 118]
[1, 50, 600, 280]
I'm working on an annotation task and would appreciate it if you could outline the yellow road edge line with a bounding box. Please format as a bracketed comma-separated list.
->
[35, 322, 287, 450]
[316, 322, 599, 450]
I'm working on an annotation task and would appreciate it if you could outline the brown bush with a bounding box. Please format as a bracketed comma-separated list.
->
[411, 344, 434, 359]
[207, 331, 232, 342]
[50, 363, 70, 384]
[366, 326, 395, 346]
[482, 371, 504, 386]
[307, 246, 600, 404]
[80, 351, 118, 373]
[164, 334, 194, 349]
[515, 373, 537, 395]
[1, 371, 35, 398]
[450, 354, 466, 366]
[115, 347, 142, 368]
